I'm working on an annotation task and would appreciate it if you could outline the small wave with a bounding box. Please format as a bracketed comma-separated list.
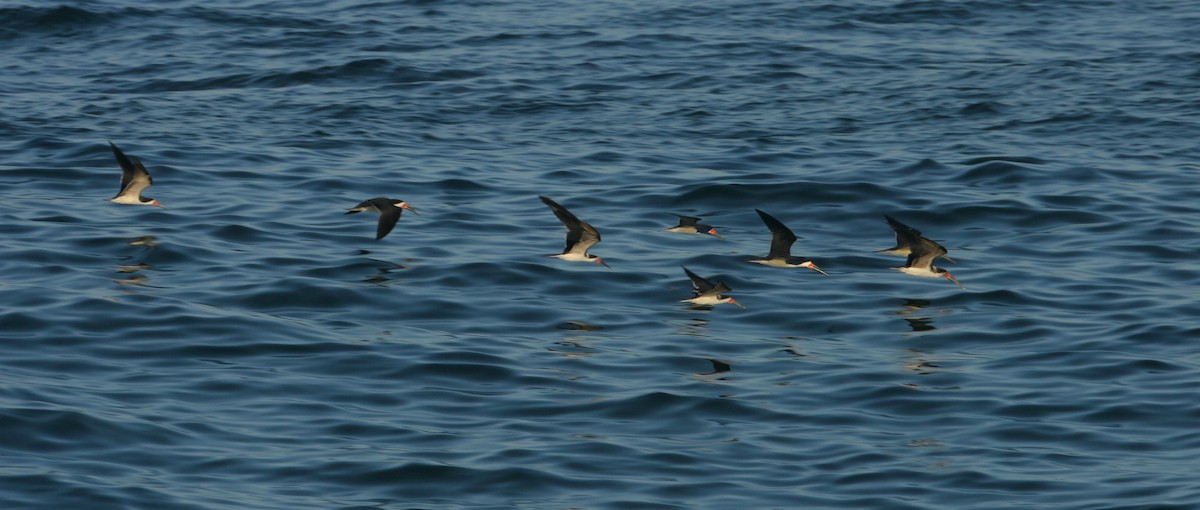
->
[955, 160, 1039, 185]
[957, 101, 1008, 116]
[0, 5, 112, 35]
[316, 461, 596, 499]
[958, 155, 1047, 166]
[0, 407, 186, 452]
[854, 2, 982, 26]
[121, 59, 484, 93]
[180, 6, 325, 30]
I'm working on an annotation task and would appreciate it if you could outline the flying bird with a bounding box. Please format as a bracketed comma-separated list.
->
[540, 195, 608, 268]
[748, 209, 827, 275]
[879, 215, 954, 263]
[345, 197, 418, 240]
[680, 266, 743, 308]
[108, 142, 164, 208]
[665, 215, 722, 238]
[891, 226, 964, 289]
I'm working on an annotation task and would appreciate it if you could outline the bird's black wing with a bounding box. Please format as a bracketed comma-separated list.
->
[375, 203, 402, 240]
[755, 209, 797, 259]
[682, 266, 715, 295]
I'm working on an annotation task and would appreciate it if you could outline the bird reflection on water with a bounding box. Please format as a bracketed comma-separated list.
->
[550, 339, 599, 358]
[896, 298, 938, 332]
[551, 321, 603, 357]
[696, 359, 732, 377]
[779, 337, 813, 359]
[675, 317, 712, 338]
[364, 262, 406, 285]
[113, 273, 151, 287]
[905, 317, 936, 332]
[128, 235, 158, 248]
[902, 349, 942, 376]
[116, 263, 151, 274]
[113, 235, 158, 287]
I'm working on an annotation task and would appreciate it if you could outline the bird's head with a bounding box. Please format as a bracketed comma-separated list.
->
[396, 201, 418, 215]
[939, 269, 964, 289]
[801, 260, 828, 276]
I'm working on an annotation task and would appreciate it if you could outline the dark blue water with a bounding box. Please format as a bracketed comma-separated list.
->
[3, 1, 1200, 508]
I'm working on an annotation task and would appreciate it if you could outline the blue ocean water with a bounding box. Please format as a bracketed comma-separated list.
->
[2, 0, 1200, 508]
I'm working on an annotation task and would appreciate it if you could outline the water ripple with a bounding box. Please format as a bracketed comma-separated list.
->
[2, 0, 1199, 508]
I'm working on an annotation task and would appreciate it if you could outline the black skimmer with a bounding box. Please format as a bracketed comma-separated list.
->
[665, 215, 722, 238]
[748, 209, 828, 275]
[539, 195, 609, 268]
[892, 228, 964, 289]
[880, 215, 955, 263]
[680, 266, 743, 308]
[108, 142, 164, 208]
[345, 197, 418, 240]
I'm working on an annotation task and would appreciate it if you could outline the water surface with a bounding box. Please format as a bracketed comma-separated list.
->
[2, 1, 1199, 508]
